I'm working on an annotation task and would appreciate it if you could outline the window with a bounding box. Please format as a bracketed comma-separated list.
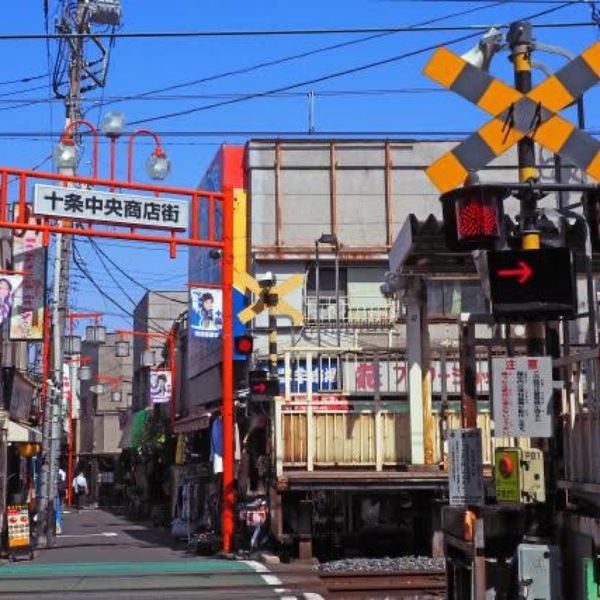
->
[306, 266, 347, 296]
[426, 280, 486, 317]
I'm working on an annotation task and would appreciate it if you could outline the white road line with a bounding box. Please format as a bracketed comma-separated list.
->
[60, 532, 118, 538]
[243, 560, 325, 600]
[244, 560, 295, 599]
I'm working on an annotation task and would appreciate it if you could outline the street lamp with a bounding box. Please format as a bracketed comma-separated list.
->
[85, 324, 106, 344]
[115, 340, 130, 358]
[78, 365, 92, 381]
[146, 149, 171, 181]
[65, 335, 82, 355]
[54, 138, 78, 171]
[101, 111, 126, 182]
[127, 128, 171, 182]
[57, 118, 99, 178]
[315, 232, 340, 348]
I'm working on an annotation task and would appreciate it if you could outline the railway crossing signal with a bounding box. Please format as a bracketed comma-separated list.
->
[424, 41, 600, 193]
[236, 271, 304, 326]
[487, 248, 576, 320]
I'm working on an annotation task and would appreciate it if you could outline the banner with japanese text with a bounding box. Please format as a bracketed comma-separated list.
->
[10, 204, 46, 340]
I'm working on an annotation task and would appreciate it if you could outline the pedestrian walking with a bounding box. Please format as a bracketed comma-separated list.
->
[56, 467, 67, 533]
[72, 470, 88, 511]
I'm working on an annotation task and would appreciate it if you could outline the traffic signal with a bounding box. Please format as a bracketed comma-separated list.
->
[234, 335, 254, 356]
[487, 248, 576, 321]
[249, 370, 279, 397]
[441, 184, 510, 251]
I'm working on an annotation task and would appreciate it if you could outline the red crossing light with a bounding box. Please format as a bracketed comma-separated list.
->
[234, 335, 254, 355]
[440, 184, 509, 251]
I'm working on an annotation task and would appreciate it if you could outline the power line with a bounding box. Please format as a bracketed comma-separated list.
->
[72, 241, 173, 334]
[128, 2, 579, 126]
[87, 238, 189, 305]
[87, 0, 510, 111]
[0, 21, 592, 41]
[0, 72, 50, 87]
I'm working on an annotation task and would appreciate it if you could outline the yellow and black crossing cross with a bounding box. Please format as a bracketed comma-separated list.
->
[235, 270, 304, 326]
[424, 41, 600, 193]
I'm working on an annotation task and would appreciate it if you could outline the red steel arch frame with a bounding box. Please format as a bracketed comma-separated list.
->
[0, 166, 236, 552]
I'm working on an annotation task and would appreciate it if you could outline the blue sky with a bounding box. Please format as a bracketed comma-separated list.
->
[1, 1, 599, 331]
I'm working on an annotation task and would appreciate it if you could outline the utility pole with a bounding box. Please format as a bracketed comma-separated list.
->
[38, 0, 86, 548]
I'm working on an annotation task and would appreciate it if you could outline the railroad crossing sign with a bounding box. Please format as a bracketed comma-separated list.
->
[424, 41, 600, 193]
[235, 271, 304, 326]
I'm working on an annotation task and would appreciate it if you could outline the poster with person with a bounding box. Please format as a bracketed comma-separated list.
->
[189, 288, 223, 339]
[150, 369, 171, 405]
[0, 274, 22, 327]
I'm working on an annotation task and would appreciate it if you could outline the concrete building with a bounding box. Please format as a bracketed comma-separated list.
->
[131, 291, 187, 412]
[79, 333, 133, 503]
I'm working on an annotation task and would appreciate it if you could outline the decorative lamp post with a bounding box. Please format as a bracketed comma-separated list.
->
[115, 340, 130, 357]
[56, 118, 99, 178]
[78, 365, 92, 381]
[85, 324, 106, 344]
[101, 110, 126, 183]
[127, 128, 170, 182]
[65, 335, 82, 355]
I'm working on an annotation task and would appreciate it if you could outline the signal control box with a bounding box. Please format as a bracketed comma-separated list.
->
[494, 447, 545, 504]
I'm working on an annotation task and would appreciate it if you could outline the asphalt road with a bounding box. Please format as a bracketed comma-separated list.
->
[0, 508, 324, 599]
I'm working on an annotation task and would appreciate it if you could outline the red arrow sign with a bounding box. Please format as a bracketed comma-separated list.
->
[497, 260, 533, 284]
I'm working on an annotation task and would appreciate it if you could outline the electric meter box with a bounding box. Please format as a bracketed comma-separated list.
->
[518, 543, 562, 599]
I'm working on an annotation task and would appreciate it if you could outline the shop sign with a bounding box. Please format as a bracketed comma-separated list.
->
[7, 504, 30, 548]
[33, 184, 188, 230]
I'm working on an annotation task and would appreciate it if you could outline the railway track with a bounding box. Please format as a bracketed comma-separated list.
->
[319, 569, 447, 599]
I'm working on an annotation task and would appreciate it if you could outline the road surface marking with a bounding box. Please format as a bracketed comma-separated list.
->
[60, 532, 118, 538]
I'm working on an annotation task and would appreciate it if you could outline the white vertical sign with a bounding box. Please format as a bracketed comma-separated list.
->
[448, 428, 484, 506]
[492, 356, 553, 438]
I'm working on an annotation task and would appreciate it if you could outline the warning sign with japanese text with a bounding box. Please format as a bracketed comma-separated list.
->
[491, 356, 553, 438]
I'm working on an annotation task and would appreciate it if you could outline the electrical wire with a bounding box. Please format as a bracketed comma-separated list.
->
[128, 2, 578, 126]
[88, 0, 510, 112]
[87, 238, 189, 305]
[72, 241, 175, 334]
[0, 73, 50, 87]
[0, 21, 592, 40]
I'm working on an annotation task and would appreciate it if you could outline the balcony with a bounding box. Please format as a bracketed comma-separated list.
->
[304, 294, 398, 329]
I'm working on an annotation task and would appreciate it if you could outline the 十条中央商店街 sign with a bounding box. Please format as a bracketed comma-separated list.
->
[32, 184, 188, 231]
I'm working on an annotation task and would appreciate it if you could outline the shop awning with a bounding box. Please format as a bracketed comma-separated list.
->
[8, 420, 41, 443]
[172, 409, 212, 434]
[119, 409, 150, 449]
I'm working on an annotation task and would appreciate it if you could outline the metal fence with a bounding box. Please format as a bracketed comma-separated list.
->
[304, 295, 398, 328]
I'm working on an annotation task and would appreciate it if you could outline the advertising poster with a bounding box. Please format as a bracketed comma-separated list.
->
[150, 369, 171, 404]
[7, 504, 30, 548]
[10, 205, 46, 340]
[0, 274, 22, 329]
[189, 288, 223, 339]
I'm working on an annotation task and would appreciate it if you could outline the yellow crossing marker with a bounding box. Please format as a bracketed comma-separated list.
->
[424, 41, 600, 193]
[236, 271, 304, 326]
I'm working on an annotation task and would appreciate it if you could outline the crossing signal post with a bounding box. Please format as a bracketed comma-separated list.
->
[425, 19, 600, 598]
